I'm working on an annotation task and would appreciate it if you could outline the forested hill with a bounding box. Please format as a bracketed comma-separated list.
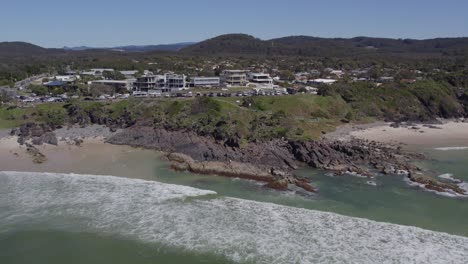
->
[180, 34, 468, 57]
[0, 41, 63, 57]
[2, 34, 468, 58]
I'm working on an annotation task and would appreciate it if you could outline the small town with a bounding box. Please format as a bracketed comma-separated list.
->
[3, 63, 429, 104]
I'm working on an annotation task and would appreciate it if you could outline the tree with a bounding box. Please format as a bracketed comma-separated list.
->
[280, 70, 295, 81]
[89, 83, 114, 97]
[102, 71, 114, 80]
[103, 70, 126, 80]
[43, 108, 65, 127]
[0, 89, 13, 105]
[29, 84, 49, 96]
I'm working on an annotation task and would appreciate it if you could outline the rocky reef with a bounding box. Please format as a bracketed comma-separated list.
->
[10, 122, 58, 146]
[105, 125, 461, 195]
[10, 121, 466, 196]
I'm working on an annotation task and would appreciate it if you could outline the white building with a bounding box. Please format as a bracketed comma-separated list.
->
[133, 74, 186, 92]
[53, 75, 80, 82]
[119, 70, 138, 79]
[248, 73, 274, 89]
[309, 79, 337, 85]
[81, 68, 114, 77]
[166, 74, 187, 90]
[190, 77, 220, 87]
[220, 70, 247, 87]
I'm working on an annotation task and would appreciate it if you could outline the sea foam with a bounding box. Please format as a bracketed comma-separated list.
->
[434, 146, 468, 151]
[1, 171, 468, 264]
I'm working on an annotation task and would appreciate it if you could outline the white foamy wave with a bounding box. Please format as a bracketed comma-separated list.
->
[1, 171, 468, 264]
[434, 146, 468, 151]
[404, 176, 468, 198]
[438, 173, 463, 184]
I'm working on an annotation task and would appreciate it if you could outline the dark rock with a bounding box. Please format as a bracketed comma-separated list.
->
[266, 179, 289, 190]
[25, 143, 47, 164]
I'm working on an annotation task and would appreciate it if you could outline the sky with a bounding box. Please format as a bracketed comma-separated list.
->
[1, 0, 468, 48]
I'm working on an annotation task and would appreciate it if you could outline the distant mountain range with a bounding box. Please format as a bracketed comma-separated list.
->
[1, 34, 468, 57]
[180, 34, 468, 57]
[63, 42, 195, 52]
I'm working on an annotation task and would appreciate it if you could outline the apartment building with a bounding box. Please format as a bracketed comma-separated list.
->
[190, 77, 220, 87]
[133, 74, 186, 92]
[166, 74, 187, 90]
[220, 70, 247, 86]
[248, 73, 274, 89]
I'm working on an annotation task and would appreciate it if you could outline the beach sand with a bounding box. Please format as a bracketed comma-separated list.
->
[0, 134, 163, 180]
[343, 121, 468, 148]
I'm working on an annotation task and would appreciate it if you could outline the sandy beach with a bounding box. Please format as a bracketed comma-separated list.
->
[327, 121, 468, 148]
[0, 127, 162, 179]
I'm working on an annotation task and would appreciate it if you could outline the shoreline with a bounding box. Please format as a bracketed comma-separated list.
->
[328, 120, 468, 148]
[2, 121, 468, 197]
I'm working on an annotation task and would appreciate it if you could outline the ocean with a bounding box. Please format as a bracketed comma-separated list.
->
[0, 145, 467, 263]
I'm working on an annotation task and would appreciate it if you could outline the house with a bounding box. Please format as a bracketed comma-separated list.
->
[133, 74, 185, 92]
[190, 77, 220, 88]
[247, 73, 274, 89]
[309, 79, 337, 85]
[220, 70, 247, 87]
[44, 81, 67, 89]
[80, 68, 114, 77]
[119, 70, 138, 79]
[53, 75, 80, 82]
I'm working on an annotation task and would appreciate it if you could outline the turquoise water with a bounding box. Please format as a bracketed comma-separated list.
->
[1, 144, 467, 263]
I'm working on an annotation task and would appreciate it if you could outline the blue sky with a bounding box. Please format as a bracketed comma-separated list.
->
[1, 0, 467, 47]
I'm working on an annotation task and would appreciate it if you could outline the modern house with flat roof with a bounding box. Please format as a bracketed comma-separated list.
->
[119, 70, 138, 79]
[190, 77, 220, 88]
[166, 74, 187, 90]
[220, 70, 247, 87]
[248, 73, 274, 89]
[133, 74, 186, 92]
[133, 75, 158, 92]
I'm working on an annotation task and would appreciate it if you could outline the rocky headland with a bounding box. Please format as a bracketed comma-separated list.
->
[7, 121, 467, 196]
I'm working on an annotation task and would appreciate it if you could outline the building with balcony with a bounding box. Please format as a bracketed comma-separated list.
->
[220, 70, 247, 87]
[248, 73, 274, 89]
[190, 77, 220, 88]
[166, 74, 187, 90]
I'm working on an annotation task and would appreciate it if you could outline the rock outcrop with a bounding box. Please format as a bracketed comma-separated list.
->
[408, 172, 466, 195]
[167, 152, 315, 192]
[11, 123, 58, 146]
[25, 143, 47, 164]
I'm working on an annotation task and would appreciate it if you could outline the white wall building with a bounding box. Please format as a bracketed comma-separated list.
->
[81, 68, 114, 77]
[133, 74, 186, 92]
[190, 77, 220, 87]
[248, 73, 274, 89]
[309, 79, 337, 85]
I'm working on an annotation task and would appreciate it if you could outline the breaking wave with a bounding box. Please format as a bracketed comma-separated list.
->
[1, 171, 468, 264]
[434, 146, 468, 151]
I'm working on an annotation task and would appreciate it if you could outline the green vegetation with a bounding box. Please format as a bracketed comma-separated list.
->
[2, 78, 468, 142]
[321, 80, 466, 121]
